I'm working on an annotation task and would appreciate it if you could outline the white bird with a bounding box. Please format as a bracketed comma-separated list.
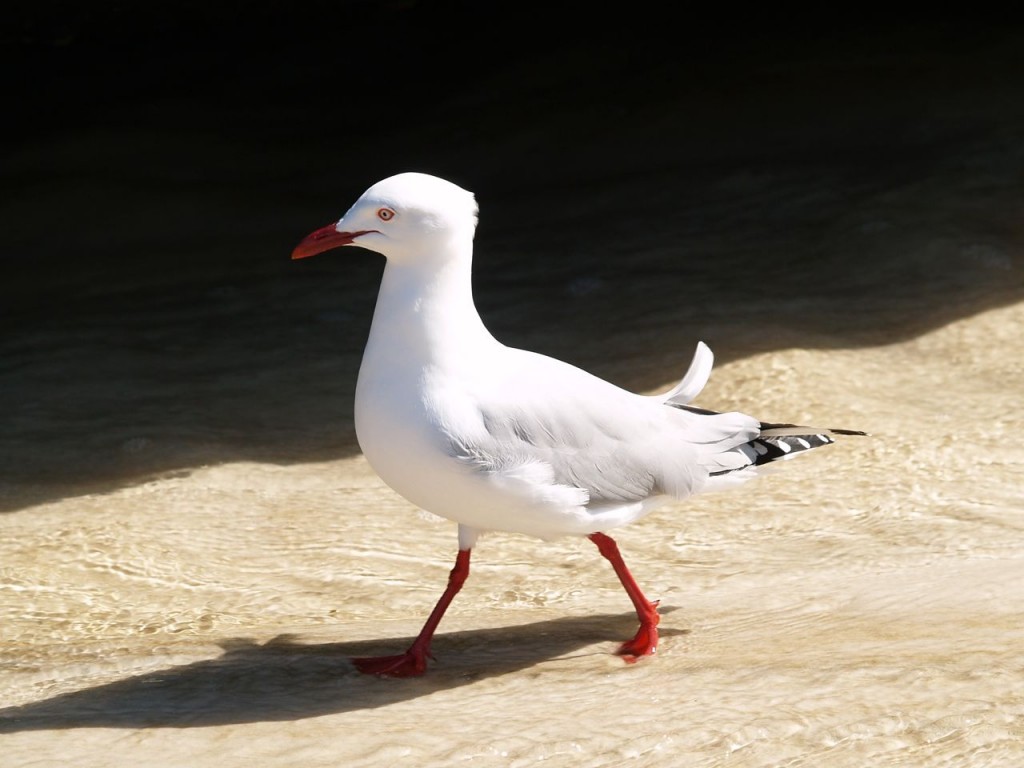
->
[292, 172, 861, 676]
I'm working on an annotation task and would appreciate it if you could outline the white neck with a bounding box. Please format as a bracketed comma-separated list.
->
[363, 234, 497, 373]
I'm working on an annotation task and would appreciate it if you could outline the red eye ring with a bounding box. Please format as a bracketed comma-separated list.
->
[377, 207, 395, 221]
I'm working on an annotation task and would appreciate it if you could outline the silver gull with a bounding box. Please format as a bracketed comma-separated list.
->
[292, 172, 863, 676]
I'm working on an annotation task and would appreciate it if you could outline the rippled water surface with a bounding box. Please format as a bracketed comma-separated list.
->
[3, 19, 1024, 767]
[4, 300, 1022, 766]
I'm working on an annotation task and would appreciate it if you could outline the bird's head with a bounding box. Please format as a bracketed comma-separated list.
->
[291, 172, 479, 264]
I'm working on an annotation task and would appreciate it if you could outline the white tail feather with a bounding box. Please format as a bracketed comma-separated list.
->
[658, 341, 714, 406]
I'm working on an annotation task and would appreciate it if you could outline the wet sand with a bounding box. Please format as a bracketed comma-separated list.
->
[2, 13, 1023, 767]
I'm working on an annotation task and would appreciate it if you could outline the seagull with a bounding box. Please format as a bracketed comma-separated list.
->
[292, 172, 862, 677]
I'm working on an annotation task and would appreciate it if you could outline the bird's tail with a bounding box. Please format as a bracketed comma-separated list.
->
[659, 341, 866, 482]
[746, 421, 868, 467]
[672, 404, 867, 483]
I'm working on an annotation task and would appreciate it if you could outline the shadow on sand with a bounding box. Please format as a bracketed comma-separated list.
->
[4, 16, 1023, 512]
[0, 610, 685, 731]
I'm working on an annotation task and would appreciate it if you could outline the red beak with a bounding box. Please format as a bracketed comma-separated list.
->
[291, 223, 376, 260]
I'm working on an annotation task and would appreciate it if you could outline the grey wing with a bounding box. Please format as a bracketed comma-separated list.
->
[448, 389, 754, 506]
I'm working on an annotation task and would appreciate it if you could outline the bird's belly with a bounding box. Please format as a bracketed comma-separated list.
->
[354, 373, 489, 524]
[354, 373, 596, 537]
[356, 400, 455, 511]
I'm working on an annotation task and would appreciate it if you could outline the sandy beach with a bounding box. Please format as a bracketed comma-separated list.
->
[2, 11, 1023, 766]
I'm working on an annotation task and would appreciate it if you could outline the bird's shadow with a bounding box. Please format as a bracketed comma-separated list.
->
[0, 609, 686, 732]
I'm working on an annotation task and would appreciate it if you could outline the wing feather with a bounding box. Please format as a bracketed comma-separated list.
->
[443, 348, 758, 507]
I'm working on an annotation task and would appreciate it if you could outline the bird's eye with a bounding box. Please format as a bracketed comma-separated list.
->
[377, 208, 395, 221]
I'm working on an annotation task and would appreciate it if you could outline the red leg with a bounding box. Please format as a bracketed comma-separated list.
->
[352, 549, 471, 677]
[588, 532, 660, 661]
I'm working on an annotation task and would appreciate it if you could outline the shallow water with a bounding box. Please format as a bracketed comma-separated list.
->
[3, 299, 1023, 766]
[3, 19, 1024, 768]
